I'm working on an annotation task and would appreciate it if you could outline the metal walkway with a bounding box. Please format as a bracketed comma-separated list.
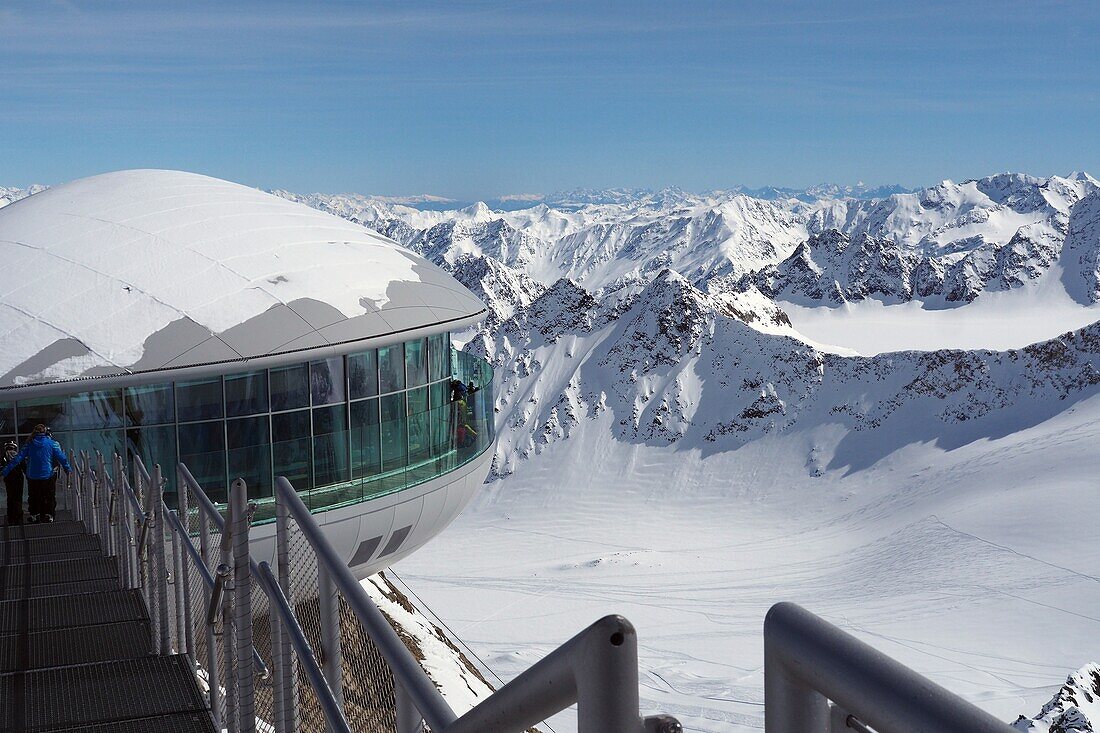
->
[0, 514, 214, 733]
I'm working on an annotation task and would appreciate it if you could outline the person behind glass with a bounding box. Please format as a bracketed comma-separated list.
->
[2, 441, 26, 525]
[2, 425, 72, 524]
[449, 379, 467, 403]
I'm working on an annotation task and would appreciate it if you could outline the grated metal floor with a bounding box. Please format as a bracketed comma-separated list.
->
[0, 508, 216, 732]
[0, 555, 119, 590]
[0, 655, 210, 730]
[0, 618, 151, 672]
[46, 711, 217, 733]
[0, 533, 102, 562]
[0, 588, 146, 634]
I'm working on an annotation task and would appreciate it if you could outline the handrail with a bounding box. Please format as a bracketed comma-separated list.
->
[256, 561, 354, 733]
[173, 465, 270, 679]
[273, 475, 458, 732]
[764, 602, 1014, 733]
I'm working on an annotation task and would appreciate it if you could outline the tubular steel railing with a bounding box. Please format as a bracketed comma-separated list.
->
[61, 456, 1015, 733]
[764, 602, 1015, 733]
[61, 453, 680, 733]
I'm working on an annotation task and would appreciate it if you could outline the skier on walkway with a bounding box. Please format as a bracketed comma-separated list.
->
[2, 425, 72, 524]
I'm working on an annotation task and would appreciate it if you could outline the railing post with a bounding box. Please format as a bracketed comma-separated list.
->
[171, 509, 187, 657]
[318, 564, 345, 718]
[96, 452, 111, 555]
[176, 468, 195, 663]
[68, 451, 81, 524]
[202, 505, 224, 731]
[275, 495, 299, 733]
[230, 479, 256, 733]
[82, 453, 96, 534]
[152, 464, 172, 654]
[222, 532, 240, 733]
[395, 681, 425, 733]
[764, 635, 829, 733]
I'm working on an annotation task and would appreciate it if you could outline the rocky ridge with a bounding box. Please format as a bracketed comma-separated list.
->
[1014, 664, 1100, 732]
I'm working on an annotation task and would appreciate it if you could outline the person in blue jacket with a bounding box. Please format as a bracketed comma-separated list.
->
[2, 424, 72, 524]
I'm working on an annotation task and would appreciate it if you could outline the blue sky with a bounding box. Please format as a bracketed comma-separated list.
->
[1, 1, 1098, 198]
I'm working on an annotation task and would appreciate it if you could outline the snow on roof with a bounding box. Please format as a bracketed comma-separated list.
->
[0, 169, 485, 390]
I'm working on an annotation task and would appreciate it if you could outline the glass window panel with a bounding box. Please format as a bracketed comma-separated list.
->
[127, 425, 178, 498]
[225, 370, 269, 417]
[17, 396, 65, 434]
[270, 363, 309, 412]
[272, 410, 312, 493]
[125, 384, 174, 426]
[67, 390, 125, 430]
[428, 333, 449, 383]
[178, 420, 227, 503]
[227, 415, 272, 499]
[18, 392, 123, 433]
[429, 380, 449, 410]
[312, 405, 348, 487]
[378, 344, 405, 394]
[350, 398, 381, 479]
[407, 387, 430, 465]
[348, 350, 378, 400]
[405, 338, 427, 388]
[176, 378, 224, 422]
[380, 393, 407, 471]
[310, 358, 345, 406]
[66, 427, 125, 471]
[0, 404, 13, 436]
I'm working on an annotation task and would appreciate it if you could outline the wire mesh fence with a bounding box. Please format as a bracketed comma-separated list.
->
[60, 454, 669, 733]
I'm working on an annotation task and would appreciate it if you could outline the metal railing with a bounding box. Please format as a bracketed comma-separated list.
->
[63, 458, 1016, 733]
[61, 454, 682, 733]
[764, 602, 1015, 733]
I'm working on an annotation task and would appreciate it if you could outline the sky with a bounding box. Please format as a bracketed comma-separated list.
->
[1, 0, 1099, 199]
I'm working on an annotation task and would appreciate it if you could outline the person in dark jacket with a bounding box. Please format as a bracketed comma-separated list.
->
[2, 425, 72, 524]
[2, 441, 25, 525]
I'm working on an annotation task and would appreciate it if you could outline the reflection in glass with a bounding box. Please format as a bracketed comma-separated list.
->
[378, 344, 405, 394]
[348, 350, 378, 400]
[226, 371, 269, 417]
[428, 333, 448, 382]
[227, 415, 272, 498]
[405, 338, 427, 388]
[273, 410, 312, 492]
[178, 420, 227, 502]
[65, 429, 124, 468]
[380, 393, 407, 471]
[310, 358, 345, 406]
[128, 425, 177, 494]
[176, 378, 223, 422]
[351, 398, 380, 479]
[125, 384, 174, 426]
[4, 333, 492, 514]
[312, 404, 348, 487]
[66, 390, 125, 430]
[407, 387, 430, 464]
[18, 395, 67, 434]
[270, 363, 309, 412]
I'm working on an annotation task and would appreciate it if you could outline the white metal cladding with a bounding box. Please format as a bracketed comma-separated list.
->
[0, 169, 486, 393]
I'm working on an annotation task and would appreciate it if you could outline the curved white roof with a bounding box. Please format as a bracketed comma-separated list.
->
[0, 169, 485, 391]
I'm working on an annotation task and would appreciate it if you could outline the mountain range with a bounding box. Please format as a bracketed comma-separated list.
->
[5, 171, 1098, 732]
[275, 171, 1100, 733]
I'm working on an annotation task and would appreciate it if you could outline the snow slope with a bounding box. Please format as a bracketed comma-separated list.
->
[398, 387, 1100, 732]
[276, 174, 1100, 732]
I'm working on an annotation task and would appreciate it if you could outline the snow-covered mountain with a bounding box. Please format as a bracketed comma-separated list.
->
[276, 172, 1100, 313]
[1015, 664, 1100, 733]
[0, 183, 46, 208]
[8, 171, 1100, 731]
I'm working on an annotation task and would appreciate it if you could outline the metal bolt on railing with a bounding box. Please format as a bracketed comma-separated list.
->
[209, 564, 231, 628]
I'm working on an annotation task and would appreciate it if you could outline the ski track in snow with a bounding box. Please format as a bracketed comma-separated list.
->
[398, 395, 1100, 732]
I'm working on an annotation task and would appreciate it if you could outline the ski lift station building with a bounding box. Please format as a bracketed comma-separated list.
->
[0, 169, 496, 577]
